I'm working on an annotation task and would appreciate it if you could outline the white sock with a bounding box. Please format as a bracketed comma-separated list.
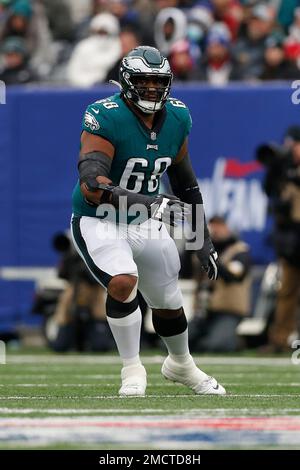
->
[161, 328, 207, 382]
[160, 329, 192, 364]
[107, 306, 142, 368]
[123, 355, 141, 368]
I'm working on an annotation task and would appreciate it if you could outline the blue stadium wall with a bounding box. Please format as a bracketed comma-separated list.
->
[0, 84, 300, 332]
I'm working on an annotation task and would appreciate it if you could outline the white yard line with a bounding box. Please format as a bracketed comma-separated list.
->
[0, 408, 177, 414]
[0, 374, 162, 379]
[5, 355, 296, 366]
[1, 394, 300, 400]
[1, 373, 298, 382]
[1, 407, 300, 416]
[0, 383, 171, 387]
[0, 382, 300, 387]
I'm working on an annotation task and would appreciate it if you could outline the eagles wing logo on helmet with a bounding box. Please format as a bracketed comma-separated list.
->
[119, 46, 173, 114]
[84, 111, 100, 131]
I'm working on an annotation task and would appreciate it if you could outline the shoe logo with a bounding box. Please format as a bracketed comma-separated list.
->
[212, 384, 219, 390]
[91, 107, 99, 114]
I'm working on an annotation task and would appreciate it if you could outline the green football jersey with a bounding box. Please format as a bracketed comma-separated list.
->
[72, 93, 192, 218]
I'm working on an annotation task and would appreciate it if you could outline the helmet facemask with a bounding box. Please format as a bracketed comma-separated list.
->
[125, 73, 172, 113]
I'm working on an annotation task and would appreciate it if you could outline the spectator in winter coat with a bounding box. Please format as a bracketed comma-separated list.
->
[67, 12, 121, 87]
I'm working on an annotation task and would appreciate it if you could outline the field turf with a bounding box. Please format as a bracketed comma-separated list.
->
[0, 351, 300, 449]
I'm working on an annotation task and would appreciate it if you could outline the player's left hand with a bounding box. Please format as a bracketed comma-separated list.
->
[150, 194, 190, 227]
[196, 237, 218, 280]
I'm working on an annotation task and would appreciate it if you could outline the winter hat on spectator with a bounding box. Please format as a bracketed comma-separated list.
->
[12, 0, 32, 19]
[154, 7, 187, 56]
[206, 23, 231, 46]
[251, 4, 274, 22]
[170, 38, 191, 54]
[188, 6, 213, 31]
[1, 36, 27, 57]
[90, 12, 120, 36]
[169, 38, 193, 74]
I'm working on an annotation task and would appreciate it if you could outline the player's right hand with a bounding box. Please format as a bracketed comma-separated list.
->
[196, 237, 218, 280]
[150, 194, 190, 227]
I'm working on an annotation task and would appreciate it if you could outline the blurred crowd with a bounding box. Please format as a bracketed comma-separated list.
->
[1, 0, 300, 86]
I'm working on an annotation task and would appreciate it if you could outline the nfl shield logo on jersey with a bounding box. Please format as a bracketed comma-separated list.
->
[150, 132, 157, 141]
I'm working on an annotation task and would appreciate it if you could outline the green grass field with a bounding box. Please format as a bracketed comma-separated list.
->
[0, 351, 300, 449]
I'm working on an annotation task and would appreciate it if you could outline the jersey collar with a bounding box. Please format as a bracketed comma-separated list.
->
[121, 94, 167, 139]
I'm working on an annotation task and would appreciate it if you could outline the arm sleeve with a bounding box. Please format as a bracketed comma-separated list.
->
[167, 154, 210, 238]
[82, 104, 116, 146]
[167, 154, 199, 202]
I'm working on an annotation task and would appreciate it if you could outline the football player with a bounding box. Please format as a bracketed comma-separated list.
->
[71, 46, 225, 396]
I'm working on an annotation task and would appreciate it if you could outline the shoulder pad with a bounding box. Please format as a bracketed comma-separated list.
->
[167, 97, 192, 137]
[83, 97, 120, 145]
